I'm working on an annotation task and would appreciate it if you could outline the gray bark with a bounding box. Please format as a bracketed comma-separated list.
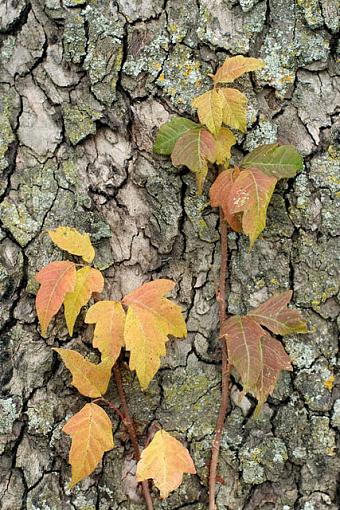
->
[0, 1, 339, 509]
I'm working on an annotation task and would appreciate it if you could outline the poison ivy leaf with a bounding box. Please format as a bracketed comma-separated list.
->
[241, 143, 303, 179]
[218, 88, 248, 132]
[214, 128, 236, 165]
[229, 168, 277, 248]
[48, 226, 95, 263]
[136, 429, 196, 498]
[64, 267, 104, 336]
[85, 301, 126, 364]
[35, 261, 76, 337]
[249, 290, 308, 335]
[212, 55, 264, 84]
[53, 348, 112, 398]
[153, 117, 199, 155]
[171, 128, 216, 194]
[209, 168, 242, 231]
[63, 403, 114, 487]
[192, 89, 224, 134]
[222, 315, 265, 393]
[122, 280, 187, 389]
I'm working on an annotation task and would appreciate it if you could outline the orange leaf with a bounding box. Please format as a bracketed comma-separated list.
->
[136, 430, 196, 498]
[212, 55, 264, 84]
[192, 89, 224, 134]
[249, 290, 308, 335]
[209, 168, 242, 232]
[214, 128, 236, 165]
[85, 301, 126, 364]
[218, 88, 248, 132]
[64, 267, 104, 336]
[122, 280, 187, 389]
[53, 348, 111, 397]
[63, 403, 114, 487]
[35, 261, 76, 337]
[48, 226, 95, 263]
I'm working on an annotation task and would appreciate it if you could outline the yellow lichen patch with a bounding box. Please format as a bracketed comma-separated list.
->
[323, 375, 335, 391]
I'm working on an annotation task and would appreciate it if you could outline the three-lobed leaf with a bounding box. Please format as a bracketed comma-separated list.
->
[153, 117, 200, 155]
[63, 403, 114, 487]
[212, 55, 265, 84]
[241, 143, 303, 179]
[48, 226, 95, 263]
[137, 430, 196, 498]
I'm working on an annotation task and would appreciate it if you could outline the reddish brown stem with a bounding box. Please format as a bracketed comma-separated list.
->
[113, 364, 154, 510]
[208, 208, 231, 510]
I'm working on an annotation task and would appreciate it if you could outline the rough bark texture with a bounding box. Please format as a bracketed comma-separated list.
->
[0, 1, 339, 509]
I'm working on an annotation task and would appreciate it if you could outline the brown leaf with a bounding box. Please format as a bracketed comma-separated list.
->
[209, 168, 242, 232]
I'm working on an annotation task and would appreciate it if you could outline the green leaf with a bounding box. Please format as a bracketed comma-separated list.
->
[153, 117, 200, 155]
[241, 143, 303, 179]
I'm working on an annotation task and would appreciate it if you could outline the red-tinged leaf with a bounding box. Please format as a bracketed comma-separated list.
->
[53, 348, 112, 398]
[122, 280, 187, 389]
[212, 55, 264, 84]
[63, 403, 114, 487]
[85, 301, 126, 364]
[136, 429, 196, 498]
[218, 88, 248, 132]
[192, 89, 224, 134]
[241, 143, 303, 179]
[209, 168, 242, 231]
[222, 315, 265, 393]
[229, 168, 277, 248]
[171, 128, 216, 194]
[64, 267, 104, 336]
[248, 290, 308, 335]
[48, 226, 95, 263]
[35, 261, 76, 337]
[153, 117, 200, 155]
[214, 128, 236, 165]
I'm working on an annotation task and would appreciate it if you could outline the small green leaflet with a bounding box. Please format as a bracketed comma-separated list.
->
[153, 117, 200, 155]
[241, 143, 303, 179]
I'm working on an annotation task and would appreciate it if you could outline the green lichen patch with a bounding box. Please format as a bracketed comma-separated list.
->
[63, 103, 102, 145]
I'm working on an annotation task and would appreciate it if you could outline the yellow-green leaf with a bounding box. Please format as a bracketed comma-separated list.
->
[64, 267, 104, 336]
[218, 88, 248, 132]
[48, 226, 95, 263]
[63, 403, 114, 487]
[214, 127, 236, 165]
[241, 143, 304, 179]
[212, 55, 265, 84]
[192, 89, 224, 134]
[153, 117, 200, 155]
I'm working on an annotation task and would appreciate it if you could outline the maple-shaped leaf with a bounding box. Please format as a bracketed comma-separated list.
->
[222, 315, 265, 393]
[218, 88, 248, 132]
[192, 89, 224, 135]
[53, 348, 112, 398]
[241, 143, 303, 179]
[212, 55, 264, 84]
[248, 290, 308, 335]
[214, 128, 236, 165]
[228, 168, 277, 248]
[122, 280, 187, 389]
[171, 128, 216, 194]
[35, 261, 76, 337]
[153, 117, 199, 155]
[209, 168, 242, 231]
[63, 403, 114, 487]
[136, 429, 196, 498]
[85, 301, 126, 364]
[64, 267, 104, 336]
[48, 226, 95, 263]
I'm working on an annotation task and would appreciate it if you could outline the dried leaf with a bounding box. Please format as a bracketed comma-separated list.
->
[241, 143, 303, 179]
[53, 348, 111, 398]
[153, 117, 199, 155]
[192, 89, 224, 134]
[229, 168, 277, 248]
[136, 430, 196, 498]
[85, 301, 126, 364]
[35, 261, 76, 337]
[209, 168, 242, 231]
[64, 267, 104, 336]
[171, 128, 216, 194]
[218, 88, 248, 132]
[214, 128, 236, 165]
[48, 226, 95, 263]
[249, 290, 308, 335]
[122, 280, 187, 389]
[63, 403, 114, 487]
[212, 55, 264, 84]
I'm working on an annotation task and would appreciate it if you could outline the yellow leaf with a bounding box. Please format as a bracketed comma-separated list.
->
[64, 267, 104, 336]
[53, 348, 111, 397]
[214, 127, 236, 165]
[85, 301, 126, 365]
[63, 403, 114, 487]
[122, 280, 187, 389]
[137, 429, 196, 498]
[212, 55, 265, 84]
[218, 88, 248, 132]
[48, 226, 95, 263]
[192, 89, 223, 134]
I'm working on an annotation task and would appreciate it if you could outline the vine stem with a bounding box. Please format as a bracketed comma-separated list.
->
[208, 207, 231, 510]
[113, 364, 154, 510]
